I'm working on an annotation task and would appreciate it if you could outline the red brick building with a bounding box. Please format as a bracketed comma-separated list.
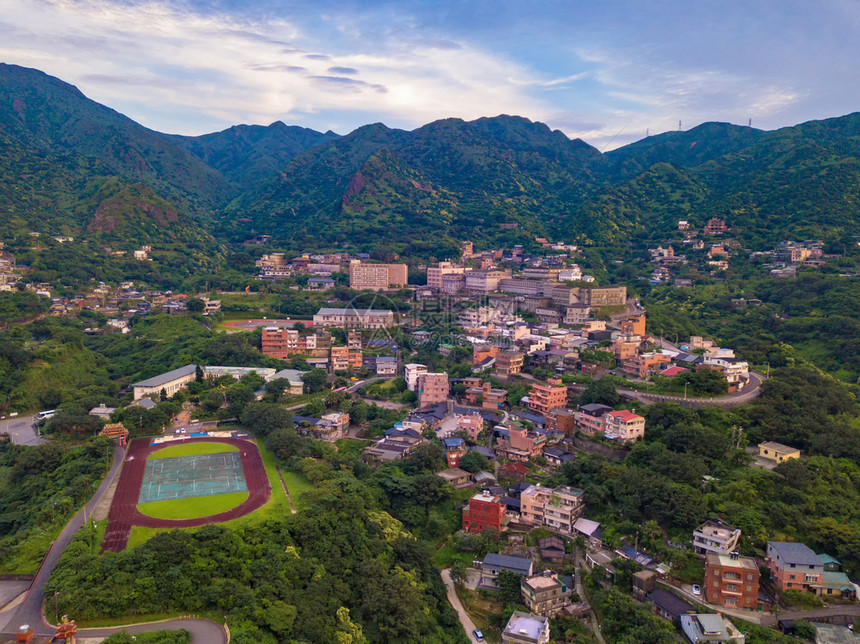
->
[705, 553, 761, 609]
[462, 491, 507, 533]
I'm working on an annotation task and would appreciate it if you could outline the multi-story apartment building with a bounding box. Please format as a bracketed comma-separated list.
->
[441, 272, 467, 293]
[603, 409, 645, 441]
[563, 304, 592, 325]
[464, 381, 508, 409]
[703, 218, 728, 235]
[427, 261, 466, 289]
[496, 351, 524, 377]
[348, 260, 408, 290]
[261, 327, 326, 359]
[520, 484, 585, 532]
[496, 426, 547, 462]
[528, 378, 567, 417]
[404, 363, 428, 391]
[521, 572, 572, 617]
[313, 307, 396, 329]
[587, 286, 628, 307]
[443, 437, 469, 468]
[330, 346, 363, 372]
[464, 269, 511, 295]
[575, 403, 614, 435]
[462, 491, 507, 533]
[703, 356, 749, 387]
[498, 278, 554, 296]
[767, 542, 823, 594]
[705, 552, 760, 609]
[619, 313, 646, 336]
[693, 520, 741, 556]
[621, 352, 671, 378]
[417, 372, 449, 407]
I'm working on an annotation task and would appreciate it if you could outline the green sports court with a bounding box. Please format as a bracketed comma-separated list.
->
[138, 451, 248, 503]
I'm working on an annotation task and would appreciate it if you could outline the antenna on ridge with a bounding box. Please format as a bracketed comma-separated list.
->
[748, 118, 752, 127]
[678, 120, 682, 130]
[646, 128, 649, 137]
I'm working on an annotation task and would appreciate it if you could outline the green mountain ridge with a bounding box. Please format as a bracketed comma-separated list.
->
[3, 63, 860, 252]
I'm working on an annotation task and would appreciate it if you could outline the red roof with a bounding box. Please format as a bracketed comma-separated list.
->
[501, 462, 529, 475]
[608, 409, 643, 422]
[660, 366, 689, 377]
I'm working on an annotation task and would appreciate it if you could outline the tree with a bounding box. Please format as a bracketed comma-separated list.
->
[459, 450, 489, 474]
[792, 619, 816, 640]
[579, 379, 620, 407]
[186, 297, 205, 313]
[302, 369, 328, 394]
[496, 570, 524, 605]
[449, 560, 467, 586]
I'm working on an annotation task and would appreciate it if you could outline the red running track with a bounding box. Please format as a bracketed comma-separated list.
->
[101, 437, 271, 553]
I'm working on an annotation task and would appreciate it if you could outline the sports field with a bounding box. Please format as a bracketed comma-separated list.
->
[138, 491, 249, 520]
[149, 441, 238, 459]
[138, 452, 247, 503]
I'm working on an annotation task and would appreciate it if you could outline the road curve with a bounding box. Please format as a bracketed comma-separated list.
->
[440, 569, 481, 643]
[0, 442, 228, 644]
[619, 371, 765, 408]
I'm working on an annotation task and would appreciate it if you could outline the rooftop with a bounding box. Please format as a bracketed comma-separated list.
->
[759, 441, 799, 452]
[504, 611, 548, 641]
[707, 553, 758, 570]
[768, 541, 822, 566]
[316, 307, 393, 316]
[523, 573, 563, 590]
[607, 409, 643, 421]
[648, 589, 694, 618]
[132, 364, 197, 388]
[483, 553, 533, 574]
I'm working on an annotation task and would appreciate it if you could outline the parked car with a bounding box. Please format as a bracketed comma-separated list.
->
[473, 630, 484, 641]
[692, 584, 701, 595]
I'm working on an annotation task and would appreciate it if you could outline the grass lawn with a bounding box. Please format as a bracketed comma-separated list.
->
[126, 439, 291, 549]
[149, 441, 238, 460]
[138, 491, 249, 520]
[280, 469, 314, 510]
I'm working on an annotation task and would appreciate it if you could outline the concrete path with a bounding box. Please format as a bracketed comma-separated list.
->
[440, 569, 481, 643]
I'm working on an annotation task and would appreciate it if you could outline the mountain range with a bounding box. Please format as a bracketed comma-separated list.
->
[2, 62, 860, 254]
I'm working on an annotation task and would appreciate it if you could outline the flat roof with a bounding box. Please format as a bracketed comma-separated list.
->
[316, 307, 393, 316]
[132, 364, 197, 388]
[707, 553, 758, 570]
[505, 611, 548, 640]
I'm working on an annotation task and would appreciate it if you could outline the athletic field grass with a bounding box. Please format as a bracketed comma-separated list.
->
[137, 491, 249, 520]
[149, 441, 238, 460]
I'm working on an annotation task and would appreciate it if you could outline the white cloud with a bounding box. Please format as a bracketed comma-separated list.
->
[0, 0, 556, 134]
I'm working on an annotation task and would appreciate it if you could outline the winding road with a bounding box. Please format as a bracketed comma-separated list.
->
[0, 443, 228, 644]
[618, 371, 766, 408]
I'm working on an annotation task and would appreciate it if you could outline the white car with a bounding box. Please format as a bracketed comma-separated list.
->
[692, 584, 702, 595]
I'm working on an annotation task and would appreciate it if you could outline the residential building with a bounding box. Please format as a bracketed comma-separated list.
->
[375, 356, 396, 376]
[457, 413, 484, 441]
[632, 570, 657, 600]
[603, 409, 645, 442]
[465, 269, 512, 295]
[330, 346, 363, 372]
[703, 218, 729, 235]
[315, 412, 350, 441]
[575, 403, 614, 435]
[528, 378, 567, 417]
[307, 277, 335, 290]
[544, 448, 575, 466]
[521, 571, 572, 617]
[313, 307, 396, 329]
[465, 381, 508, 410]
[348, 260, 407, 290]
[496, 426, 547, 461]
[436, 468, 473, 489]
[363, 430, 425, 461]
[705, 552, 760, 609]
[703, 356, 749, 388]
[758, 442, 801, 464]
[404, 363, 428, 391]
[545, 407, 576, 433]
[427, 261, 465, 289]
[538, 536, 566, 563]
[269, 368, 306, 396]
[501, 611, 550, 644]
[131, 364, 198, 401]
[573, 518, 603, 547]
[648, 589, 695, 624]
[463, 491, 507, 534]
[613, 335, 640, 361]
[500, 462, 529, 482]
[767, 541, 823, 593]
[520, 484, 585, 532]
[693, 520, 742, 556]
[496, 351, 525, 377]
[680, 613, 744, 643]
[443, 437, 469, 468]
[563, 304, 592, 325]
[417, 372, 449, 407]
[587, 286, 628, 307]
[480, 553, 534, 588]
[622, 352, 672, 378]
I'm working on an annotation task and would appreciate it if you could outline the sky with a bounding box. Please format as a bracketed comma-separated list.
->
[1, 0, 859, 150]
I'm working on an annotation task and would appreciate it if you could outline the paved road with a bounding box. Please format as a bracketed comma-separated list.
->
[440, 569, 481, 643]
[0, 442, 228, 644]
[618, 371, 765, 408]
[0, 414, 40, 445]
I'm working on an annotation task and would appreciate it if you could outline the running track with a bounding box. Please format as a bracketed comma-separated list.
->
[101, 437, 271, 553]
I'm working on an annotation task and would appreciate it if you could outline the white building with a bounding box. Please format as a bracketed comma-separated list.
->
[404, 363, 428, 391]
[693, 520, 741, 556]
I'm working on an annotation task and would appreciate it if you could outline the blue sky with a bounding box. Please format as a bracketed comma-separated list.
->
[1, 0, 858, 149]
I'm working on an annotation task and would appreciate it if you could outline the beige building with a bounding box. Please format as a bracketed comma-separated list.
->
[465, 269, 511, 295]
[348, 260, 408, 290]
[313, 307, 396, 329]
[520, 484, 585, 532]
[131, 364, 198, 401]
[427, 261, 465, 289]
[496, 351, 525, 377]
[521, 572, 572, 617]
[758, 442, 801, 464]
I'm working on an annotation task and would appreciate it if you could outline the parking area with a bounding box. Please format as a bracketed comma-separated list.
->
[0, 414, 40, 446]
